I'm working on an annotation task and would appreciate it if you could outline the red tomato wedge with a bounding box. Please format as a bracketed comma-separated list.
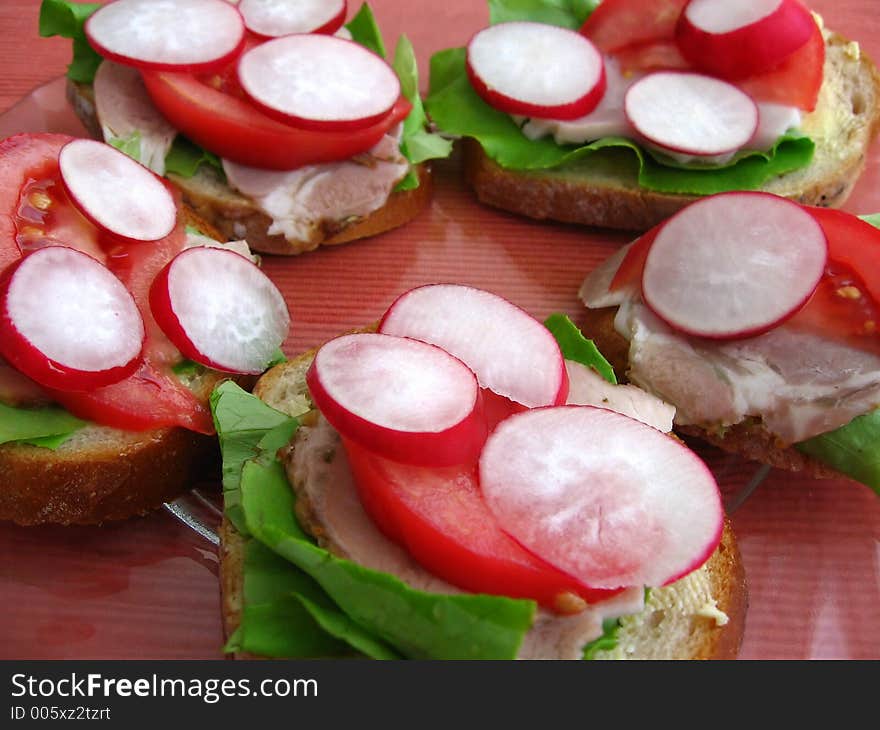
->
[784, 207, 880, 353]
[343, 437, 619, 612]
[0, 133, 214, 433]
[580, 0, 688, 53]
[141, 70, 412, 170]
[609, 224, 661, 293]
[736, 18, 825, 111]
[612, 39, 689, 73]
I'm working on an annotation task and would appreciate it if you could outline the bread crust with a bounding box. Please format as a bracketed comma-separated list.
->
[0, 428, 216, 526]
[580, 306, 841, 480]
[68, 80, 433, 255]
[463, 31, 880, 231]
[219, 347, 747, 660]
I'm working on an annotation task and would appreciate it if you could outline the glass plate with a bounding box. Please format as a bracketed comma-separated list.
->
[2, 0, 880, 658]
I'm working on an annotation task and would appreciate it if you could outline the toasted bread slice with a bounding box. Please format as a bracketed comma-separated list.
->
[67, 81, 433, 255]
[580, 306, 841, 480]
[0, 210, 252, 526]
[463, 30, 880, 231]
[219, 348, 747, 660]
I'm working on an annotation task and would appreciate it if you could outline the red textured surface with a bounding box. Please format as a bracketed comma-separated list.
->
[0, 0, 878, 659]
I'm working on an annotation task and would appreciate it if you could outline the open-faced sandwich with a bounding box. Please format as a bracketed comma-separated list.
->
[580, 190, 880, 495]
[41, 0, 451, 254]
[426, 0, 880, 231]
[212, 284, 747, 660]
[0, 132, 290, 525]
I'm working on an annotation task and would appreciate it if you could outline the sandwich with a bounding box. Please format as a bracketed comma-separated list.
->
[0, 132, 290, 525]
[41, 0, 451, 255]
[212, 284, 747, 660]
[425, 0, 880, 231]
[580, 189, 880, 495]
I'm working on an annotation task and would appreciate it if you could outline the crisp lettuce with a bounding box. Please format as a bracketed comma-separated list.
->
[346, 4, 452, 191]
[545, 313, 616, 384]
[107, 131, 143, 162]
[211, 381, 535, 659]
[164, 136, 224, 180]
[426, 46, 814, 195]
[38, 0, 102, 84]
[0, 402, 87, 449]
[488, 0, 597, 27]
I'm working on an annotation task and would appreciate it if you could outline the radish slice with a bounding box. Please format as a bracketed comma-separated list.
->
[237, 34, 400, 131]
[466, 22, 606, 120]
[676, 0, 815, 80]
[642, 192, 827, 339]
[307, 333, 487, 467]
[479, 406, 723, 589]
[0, 247, 144, 391]
[239, 0, 347, 38]
[625, 71, 758, 156]
[59, 139, 177, 243]
[85, 0, 246, 73]
[149, 247, 289, 374]
[378, 285, 568, 408]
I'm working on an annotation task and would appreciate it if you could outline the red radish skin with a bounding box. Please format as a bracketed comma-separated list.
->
[85, 0, 246, 74]
[641, 192, 828, 339]
[307, 334, 488, 467]
[58, 139, 177, 243]
[676, 0, 815, 80]
[466, 22, 606, 120]
[343, 437, 620, 611]
[238, 0, 346, 38]
[479, 406, 723, 590]
[0, 247, 144, 392]
[237, 35, 400, 132]
[624, 71, 758, 156]
[149, 247, 289, 375]
[378, 284, 568, 408]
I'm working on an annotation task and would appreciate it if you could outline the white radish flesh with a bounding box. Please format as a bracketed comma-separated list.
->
[150, 247, 289, 374]
[641, 192, 827, 339]
[307, 333, 487, 466]
[378, 284, 568, 408]
[59, 139, 177, 242]
[85, 0, 246, 72]
[676, 0, 815, 79]
[625, 71, 758, 156]
[466, 21, 606, 120]
[239, 0, 346, 37]
[237, 34, 400, 131]
[0, 247, 144, 389]
[479, 406, 723, 589]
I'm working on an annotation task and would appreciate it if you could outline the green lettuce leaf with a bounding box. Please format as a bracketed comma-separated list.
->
[425, 46, 814, 195]
[38, 0, 102, 84]
[107, 131, 143, 162]
[0, 402, 87, 449]
[164, 136, 224, 180]
[240, 457, 535, 659]
[209, 381, 301, 535]
[488, 0, 596, 27]
[582, 618, 620, 660]
[545, 313, 616, 384]
[348, 4, 452, 191]
[796, 410, 880, 495]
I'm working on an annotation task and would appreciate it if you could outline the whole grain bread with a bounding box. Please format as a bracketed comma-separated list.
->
[0, 210, 252, 526]
[219, 347, 748, 660]
[579, 306, 841, 479]
[463, 29, 880, 231]
[67, 81, 433, 255]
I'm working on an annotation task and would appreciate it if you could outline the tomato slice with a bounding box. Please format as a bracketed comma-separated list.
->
[0, 133, 214, 433]
[736, 19, 825, 111]
[140, 70, 412, 170]
[609, 224, 661, 292]
[343, 437, 619, 612]
[580, 0, 688, 54]
[612, 39, 689, 73]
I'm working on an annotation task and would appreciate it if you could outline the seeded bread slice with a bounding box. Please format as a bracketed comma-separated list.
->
[462, 30, 880, 231]
[218, 348, 748, 660]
